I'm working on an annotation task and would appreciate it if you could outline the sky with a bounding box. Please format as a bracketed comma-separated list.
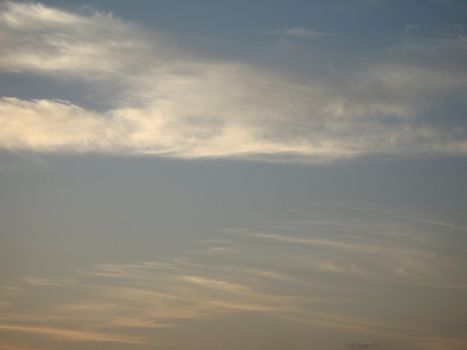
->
[0, 1, 467, 349]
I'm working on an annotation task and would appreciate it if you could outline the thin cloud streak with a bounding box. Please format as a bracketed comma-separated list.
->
[0, 325, 145, 344]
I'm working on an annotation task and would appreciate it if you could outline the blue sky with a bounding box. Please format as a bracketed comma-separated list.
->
[0, 1, 467, 349]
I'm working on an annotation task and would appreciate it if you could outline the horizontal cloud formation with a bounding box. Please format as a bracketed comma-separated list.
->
[1, 205, 466, 348]
[0, 1, 467, 160]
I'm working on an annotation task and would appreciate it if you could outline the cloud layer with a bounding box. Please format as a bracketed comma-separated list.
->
[0, 1, 467, 160]
[1, 205, 466, 349]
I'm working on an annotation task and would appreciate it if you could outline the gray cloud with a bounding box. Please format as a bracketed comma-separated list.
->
[346, 342, 379, 350]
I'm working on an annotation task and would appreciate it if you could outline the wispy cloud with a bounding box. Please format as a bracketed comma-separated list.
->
[179, 275, 253, 293]
[234, 229, 467, 288]
[0, 344, 40, 350]
[1, 205, 466, 349]
[0, 2, 466, 160]
[273, 27, 326, 39]
[22, 276, 72, 287]
[0, 325, 145, 344]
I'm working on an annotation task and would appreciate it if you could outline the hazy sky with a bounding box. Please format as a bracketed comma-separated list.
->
[1, 1, 467, 349]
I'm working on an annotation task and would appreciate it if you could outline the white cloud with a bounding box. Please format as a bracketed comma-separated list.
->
[0, 2, 466, 161]
[0, 1, 150, 77]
